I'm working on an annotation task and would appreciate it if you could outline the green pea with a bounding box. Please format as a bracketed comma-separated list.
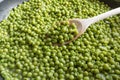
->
[84, 77, 89, 80]
[103, 64, 110, 70]
[69, 75, 74, 80]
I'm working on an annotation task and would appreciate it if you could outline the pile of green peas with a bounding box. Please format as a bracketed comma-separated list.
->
[0, 0, 120, 80]
[45, 21, 78, 44]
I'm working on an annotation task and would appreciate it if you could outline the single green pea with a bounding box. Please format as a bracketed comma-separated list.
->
[93, 69, 99, 74]
[84, 71, 89, 76]
[103, 64, 110, 70]
[54, 72, 58, 77]
[69, 75, 74, 80]
[27, 72, 32, 77]
[83, 77, 89, 80]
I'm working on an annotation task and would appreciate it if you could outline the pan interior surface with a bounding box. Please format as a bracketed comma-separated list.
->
[99, 0, 120, 8]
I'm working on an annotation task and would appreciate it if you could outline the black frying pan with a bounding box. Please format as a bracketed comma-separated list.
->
[0, 0, 120, 80]
[99, 0, 120, 8]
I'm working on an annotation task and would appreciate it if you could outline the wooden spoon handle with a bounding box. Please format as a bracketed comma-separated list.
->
[88, 7, 120, 25]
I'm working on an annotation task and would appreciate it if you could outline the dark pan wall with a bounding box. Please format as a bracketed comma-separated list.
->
[99, 0, 120, 8]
